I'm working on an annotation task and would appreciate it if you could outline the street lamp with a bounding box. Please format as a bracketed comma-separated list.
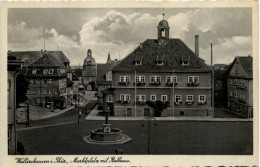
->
[142, 116, 156, 154]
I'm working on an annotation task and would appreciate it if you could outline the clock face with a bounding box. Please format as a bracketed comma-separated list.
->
[159, 38, 166, 45]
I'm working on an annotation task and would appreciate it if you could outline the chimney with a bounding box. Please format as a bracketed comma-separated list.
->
[195, 35, 199, 57]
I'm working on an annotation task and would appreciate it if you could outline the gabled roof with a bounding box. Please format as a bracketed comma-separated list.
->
[9, 51, 69, 66]
[28, 52, 65, 68]
[96, 63, 115, 84]
[49, 51, 70, 64]
[237, 56, 253, 78]
[112, 39, 211, 72]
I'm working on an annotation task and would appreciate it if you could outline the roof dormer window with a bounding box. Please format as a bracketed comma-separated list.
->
[135, 61, 141, 65]
[32, 69, 37, 74]
[157, 61, 164, 65]
[156, 55, 165, 66]
[182, 61, 189, 66]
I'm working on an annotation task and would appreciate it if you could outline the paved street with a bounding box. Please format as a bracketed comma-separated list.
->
[17, 119, 253, 155]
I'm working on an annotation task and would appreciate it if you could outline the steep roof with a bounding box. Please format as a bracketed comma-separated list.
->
[9, 51, 69, 66]
[112, 39, 211, 72]
[49, 51, 70, 64]
[28, 52, 65, 68]
[96, 63, 115, 84]
[237, 56, 253, 78]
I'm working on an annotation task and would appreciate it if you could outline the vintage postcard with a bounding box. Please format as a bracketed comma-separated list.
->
[1, 1, 259, 166]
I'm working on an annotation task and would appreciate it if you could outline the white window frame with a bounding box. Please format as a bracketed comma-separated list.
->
[161, 95, 167, 102]
[49, 79, 52, 84]
[119, 76, 130, 83]
[175, 95, 182, 103]
[234, 91, 238, 97]
[234, 79, 238, 85]
[135, 61, 141, 65]
[49, 69, 54, 74]
[43, 69, 48, 74]
[120, 94, 130, 101]
[150, 76, 161, 83]
[198, 95, 206, 103]
[166, 76, 177, 83]
[188, 76, 199, 83]
[136, 76, 145, 83]
[186, 95, 194, 102]
[230, 91, 233, 97]
[157, 61, 163, 65]
[136, 95, 146, 102]
[150, 95, 156, 101]
[230, 79, 233, 85]
[182, 61, 189, 65]
[107, 95, 112, 102]
[32, 69, 37, 74]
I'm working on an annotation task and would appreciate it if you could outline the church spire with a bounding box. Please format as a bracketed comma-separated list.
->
[107, 51, 111, 64]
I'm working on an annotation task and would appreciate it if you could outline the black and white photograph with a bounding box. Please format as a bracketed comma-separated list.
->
[2, 1, 259, 166]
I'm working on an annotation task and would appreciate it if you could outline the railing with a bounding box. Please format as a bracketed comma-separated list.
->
[149, 81, 161, 86]
[166, 82, 177, 86]
[116, 100, 130, 104]
[133, 82, 146, 86]
[118, 81, 130, 85]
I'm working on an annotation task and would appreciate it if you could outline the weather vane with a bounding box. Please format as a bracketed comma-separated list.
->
[163, 8, 165, 20]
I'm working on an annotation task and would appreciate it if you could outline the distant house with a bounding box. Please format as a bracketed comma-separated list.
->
[8, 54, 24, 155]
[214, 64, 230, 107]
[25, 51, 73, 109]
[227, 56, 253, 118]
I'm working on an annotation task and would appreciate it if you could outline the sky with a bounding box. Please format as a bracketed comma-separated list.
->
[8, 8, 252, 66]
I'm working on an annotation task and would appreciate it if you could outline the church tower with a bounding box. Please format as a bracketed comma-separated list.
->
[82, 47, 96, 85]
[157, 13, 170, 45]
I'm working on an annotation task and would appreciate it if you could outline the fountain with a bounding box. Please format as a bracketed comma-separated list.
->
[83, 109, 131, 145]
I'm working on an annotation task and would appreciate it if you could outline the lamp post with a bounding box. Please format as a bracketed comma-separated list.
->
[142, 116, 156, 155]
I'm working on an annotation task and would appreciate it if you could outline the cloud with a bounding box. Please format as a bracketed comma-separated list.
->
[8, 9, 252, 65]
[200, 36, 252, 64]
[8, 22, 85, 65]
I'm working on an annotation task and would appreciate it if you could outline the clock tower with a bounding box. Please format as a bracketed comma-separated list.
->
[157, 13, 170, 45]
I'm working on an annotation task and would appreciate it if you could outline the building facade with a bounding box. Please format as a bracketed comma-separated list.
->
[25, 51, 73, 109]
[227, 56, 253, 118]
[82, 48, 96, 86]
[103, 18, 213, 117]
[8, 54, 24, 154]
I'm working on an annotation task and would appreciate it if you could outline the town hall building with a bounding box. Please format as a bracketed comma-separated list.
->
[103, 16, 213, 117]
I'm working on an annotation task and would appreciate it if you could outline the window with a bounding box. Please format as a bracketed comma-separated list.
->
[239, 92, 243, 99]
[135, 61, 141, 65]
[60, 69, 65, 74]
[44, 79, 47, 84]
[161, 95, 167, 102]
[26, 90, 31, 95]
[151, 95, 156, 101]
[166, 76, 177, 83]
[32, 90, 36, 95]
[234, 79, 238, 85]
[107, 95, 112, 102]
[198, 95, 206, 103]
[186, 95, 193, 102]
[157, 61, 163, 65]
[175, 95, 182, 103]
[234, 91, 238, 97]
[43, 69, 48, 74]
[49, 79, 52, 84]
[182, 61, 189, 65]
[150, 76, 161, 83]
[188, 76, 199, 83]
[32, 69, 37, 74]
[49, 69, 54, 74]
[136, 76, 145, 83]
[119, 76, 130, 83]
[136, 95, 146, 102]
[120, 94, 130, 101]
[230, 91, 233, 97]
[235, 66, 239, 74]
[230, 79, 233, 85]
[243, 93, 245, 100]
[49, 89, 52, 95]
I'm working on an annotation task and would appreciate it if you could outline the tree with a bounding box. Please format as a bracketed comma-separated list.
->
[146, 100, 169, 117]
[16, 73, 29, 105]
